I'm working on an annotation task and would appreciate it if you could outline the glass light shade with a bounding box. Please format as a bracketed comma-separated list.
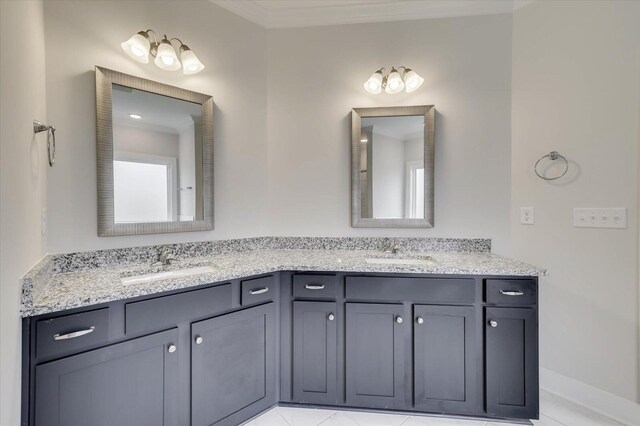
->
[363, 70, 383, 94]
[384, 68, 405, 94]
[403, 69, 424, 93]
[180, 46, 205, 75]
[154, 39, 181, 71]
[121, 32, 151, 64]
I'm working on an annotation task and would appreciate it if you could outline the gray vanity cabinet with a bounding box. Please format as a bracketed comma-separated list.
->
[345, 303, 406, 409]
[485, 307, 538, 419]
[34, 328, 179, 426]
[413, 305, 478, 415]
[292, 301, 338, 405]
[191, 302, 277, 426]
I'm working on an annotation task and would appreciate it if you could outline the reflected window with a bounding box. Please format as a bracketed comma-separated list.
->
[113, 153, 176, 223]
[406, 162, 424, 219]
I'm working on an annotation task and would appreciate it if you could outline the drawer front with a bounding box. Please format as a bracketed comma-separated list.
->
[485, 279, 537, 305]
[241, 276, 274, 306]
[293, 274, 337, 299]
[345, 276, 475, 304]
[36, 308, 110, 359]
[126, 284, 233, 335]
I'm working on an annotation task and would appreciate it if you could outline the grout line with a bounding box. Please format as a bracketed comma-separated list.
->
[273, 407, 292, 426]
[317, 412, 339, 426]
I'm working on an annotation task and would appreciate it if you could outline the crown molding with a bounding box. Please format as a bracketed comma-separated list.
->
[210, 0, 534, 29]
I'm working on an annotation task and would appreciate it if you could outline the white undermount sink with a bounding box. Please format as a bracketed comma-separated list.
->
[121, 266, 215, 286]
[365, 257, 433, 266]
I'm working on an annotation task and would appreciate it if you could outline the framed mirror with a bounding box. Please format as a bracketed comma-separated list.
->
[95, 67, 213, 236]
[351, 105, 434, 228]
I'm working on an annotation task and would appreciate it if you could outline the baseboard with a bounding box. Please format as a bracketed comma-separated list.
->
[540, 367, 640, 425]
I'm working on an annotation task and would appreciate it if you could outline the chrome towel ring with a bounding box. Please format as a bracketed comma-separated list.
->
[33, 120, 56, 167]
[534, 151, 568, 181]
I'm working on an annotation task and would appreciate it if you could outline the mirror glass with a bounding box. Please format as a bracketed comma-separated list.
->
[351, 105, 434, 228]
[359, 115, 425, 219]
[111, 84, 204, 223]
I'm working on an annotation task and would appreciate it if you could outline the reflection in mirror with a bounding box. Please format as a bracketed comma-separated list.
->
[359, 115, 424, 219]
[111, 85, 203, 223]
[351, 105, 434, 228]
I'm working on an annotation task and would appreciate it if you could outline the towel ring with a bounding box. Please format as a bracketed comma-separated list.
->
[33, 120, 56, 167]
[534, 151, 568, 181]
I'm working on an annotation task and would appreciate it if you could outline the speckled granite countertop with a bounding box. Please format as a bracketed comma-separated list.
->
[21, 237, 546, 317]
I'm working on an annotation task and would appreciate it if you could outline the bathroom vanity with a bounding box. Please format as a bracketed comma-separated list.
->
[20, 239, 543, 426]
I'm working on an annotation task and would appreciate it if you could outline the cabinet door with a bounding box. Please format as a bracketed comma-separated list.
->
[485, 307, 538, 419]
[345, 303, 406, 409]
[34, 328, 179, 426]
[414, 305, 479, 415]
[191, 303, 276, 426]
[293, 301, 338, 405]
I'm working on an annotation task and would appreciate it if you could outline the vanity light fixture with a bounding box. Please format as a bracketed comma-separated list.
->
[121, 29, 204, 75]
[129, 114, 142, 119]
[363, 66, 424, 95]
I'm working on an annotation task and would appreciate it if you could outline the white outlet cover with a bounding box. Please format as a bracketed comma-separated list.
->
[520, 207, 534, 225]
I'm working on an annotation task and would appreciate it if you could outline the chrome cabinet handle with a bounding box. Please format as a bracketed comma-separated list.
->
[489, 320, 498, 328]
[305, 284, 325, 290]
[249, 287, 268, 295]
[168, 344, 177, 353]
[500, 290, 524, 296]
[194, 336, 203, 345]
[328, 313, 335, 321]
[396, 316, 403, 324]
[53, 326, 95, 341]
[416, 317, 424, 325]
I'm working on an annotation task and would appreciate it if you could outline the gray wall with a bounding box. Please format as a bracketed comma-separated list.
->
[511, 0, 640, 403]
[0, 2, 48, 424]
[266, 14, 513, 254]
[43, 0, 269, 252]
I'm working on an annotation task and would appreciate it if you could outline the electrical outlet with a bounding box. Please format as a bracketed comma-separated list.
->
[520, 207, 534, 225]
[41, 208, 47, 237]
[573, 208, 627, 229]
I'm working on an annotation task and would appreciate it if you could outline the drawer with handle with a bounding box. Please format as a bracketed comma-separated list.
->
[293, 274, 337, 299]
[241, 275, 275, 306]
[35, 307, 110, 359]
[485, 279, 537, 305]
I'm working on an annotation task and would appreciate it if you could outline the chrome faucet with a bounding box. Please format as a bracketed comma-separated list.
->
[152, 247, 178, 266]
[384, 240, 401, 255]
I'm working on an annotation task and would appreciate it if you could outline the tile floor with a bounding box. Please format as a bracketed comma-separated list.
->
[245, 391, 625, 426]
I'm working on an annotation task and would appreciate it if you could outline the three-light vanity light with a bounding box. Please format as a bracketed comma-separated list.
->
[121, 29, 205, 75]
[363, 66, 424, 94]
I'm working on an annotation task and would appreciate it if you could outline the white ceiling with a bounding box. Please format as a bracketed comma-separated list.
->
[362, 115, 424, 140]
[112, 85, 201, 134]
[210, 0, 533, 29]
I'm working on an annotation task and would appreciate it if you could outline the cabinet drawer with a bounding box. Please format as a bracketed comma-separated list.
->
[241, 276, 274, 306]
[36, 308, 110, 359]
[485, 280, 536, 305]
[125, 284, 232, 334]
[345, 276, 475, 304]
[293, 274, 337, 299]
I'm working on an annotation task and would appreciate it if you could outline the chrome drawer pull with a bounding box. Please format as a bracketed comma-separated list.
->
[305, 284, 325, 290]
[53, 326, 95, 341]
[499, 290, 524, 296]
[249, 287, 268, 295]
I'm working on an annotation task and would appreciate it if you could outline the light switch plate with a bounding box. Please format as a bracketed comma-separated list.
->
[520, 207, 534, 225]
[573, 208, 627, 229]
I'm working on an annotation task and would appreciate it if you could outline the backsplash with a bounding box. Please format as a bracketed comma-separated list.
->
[49, 237, 491, 274]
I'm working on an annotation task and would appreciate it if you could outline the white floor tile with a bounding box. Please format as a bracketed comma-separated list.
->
[532, 414, 568, 426]
[251, 407, 291, 426]
[318, 412, 360, 426]
[540, 391, 624, 426]
[343, 410, 409, 426]
[406, 415, 487, 425]
[277, 406, 336, 425]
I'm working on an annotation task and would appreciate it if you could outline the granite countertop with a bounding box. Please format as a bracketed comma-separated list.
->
[21, 240, 546, 317]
